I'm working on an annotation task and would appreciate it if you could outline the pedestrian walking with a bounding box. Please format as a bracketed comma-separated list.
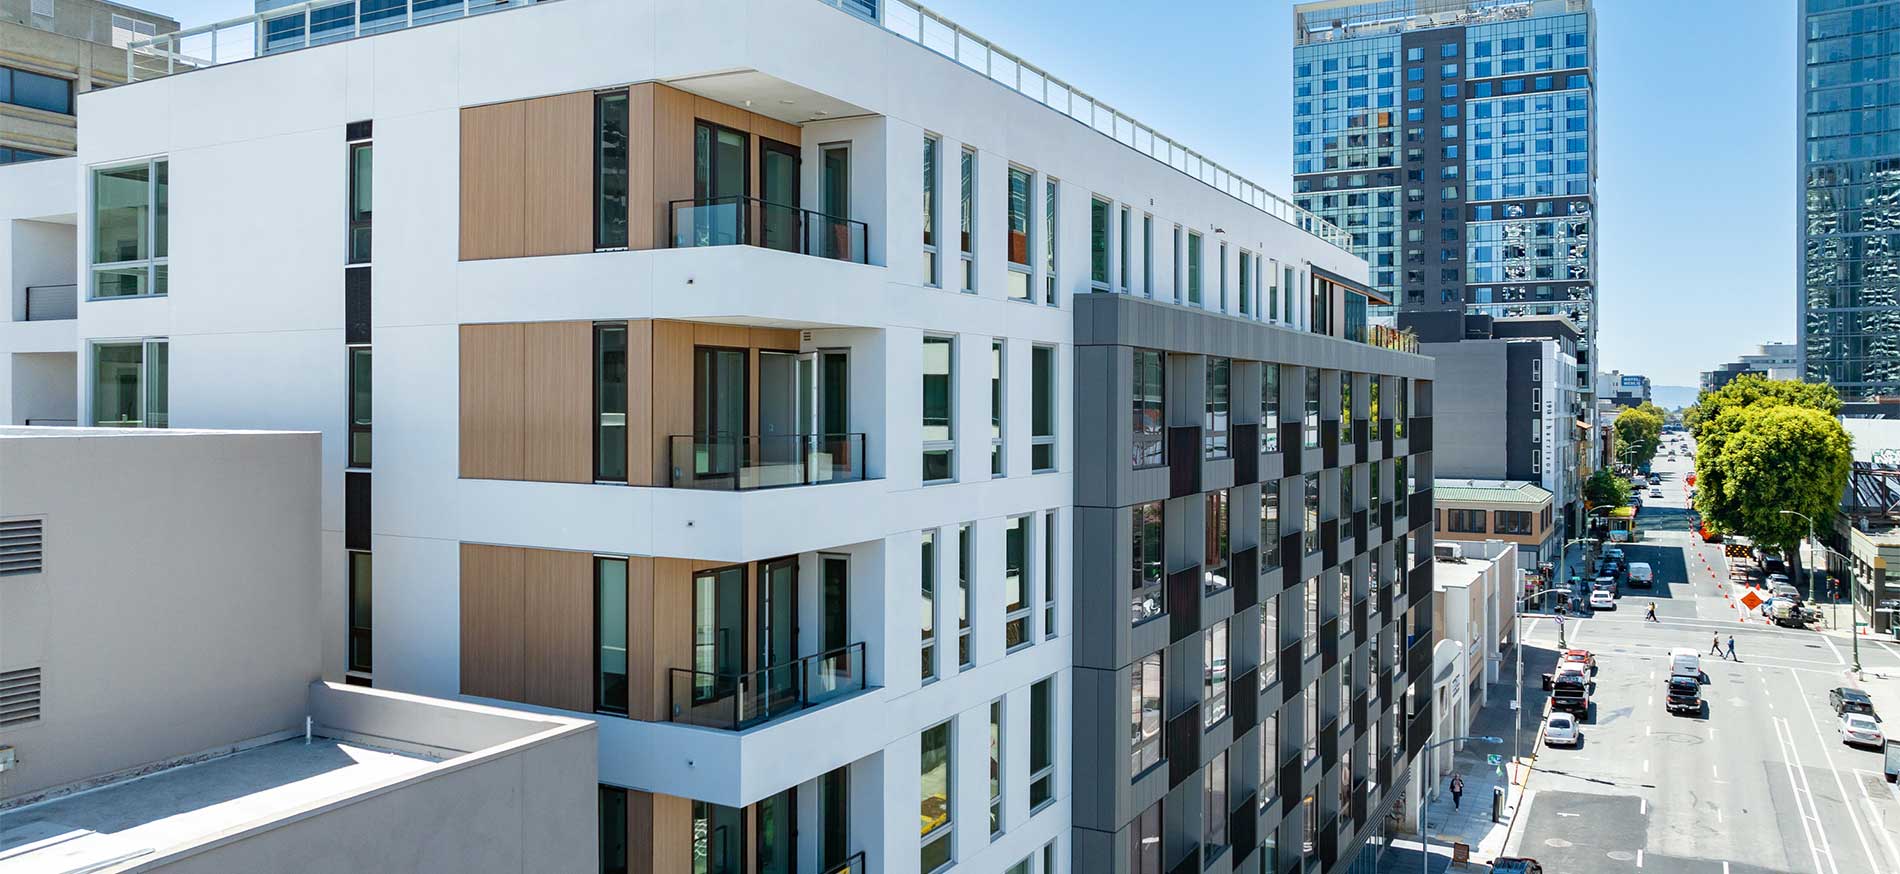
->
[1710, 632, 1722, 656]
[1646, 603, 1658, 623]
[1450, 774, 1465, 810]
[1726, 635, 1737, 661]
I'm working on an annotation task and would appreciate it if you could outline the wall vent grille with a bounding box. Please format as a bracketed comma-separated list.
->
[0, 668, 42, 727]
[0, 519, 43, 576]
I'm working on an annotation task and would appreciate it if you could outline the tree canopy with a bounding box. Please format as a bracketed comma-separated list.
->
[1687, 376, 1851, 555]
[1613, 402, 1666, 470]
[1583, 467, 1631, 509]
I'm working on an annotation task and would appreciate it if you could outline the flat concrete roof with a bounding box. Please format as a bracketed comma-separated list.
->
[0, 426, 314, 440]
[0, 739, 434, 872]
[1433, 555, 1495, 591]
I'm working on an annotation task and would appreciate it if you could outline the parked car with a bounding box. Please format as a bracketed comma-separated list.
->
[1492, 858, 1546, 874]
[1593, 576, 1620, 599]
[1544, 711, 1581, 747]
[1670, 648, 1701, 680]
[1560, 649, 1597, 672]
[1830, 687, 1878, 719]
[1602, 547, 1626, 563]
[1842, 713, 1886, 748]
[1589, 589, 1615, 611]
[1550, 672, 1590, 716]
[1650, 487, 1664, 498]
[1628, 562, 1655, 588]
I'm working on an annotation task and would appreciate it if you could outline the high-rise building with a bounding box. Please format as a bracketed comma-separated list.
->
[1291, 0, 1598, 403]
[0, 0, 177, 164]
[0, 0, 1436, 872]
[1801, 2, 1900, 399]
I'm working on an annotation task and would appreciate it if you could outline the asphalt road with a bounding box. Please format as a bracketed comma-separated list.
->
[1501, 443, 1900, 874]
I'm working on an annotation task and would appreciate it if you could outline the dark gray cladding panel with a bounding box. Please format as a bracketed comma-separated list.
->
[1072, 294, 1434, 380]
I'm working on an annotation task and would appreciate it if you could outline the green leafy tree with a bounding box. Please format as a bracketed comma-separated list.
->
[1583, 468, 1631, 509]
[1693, 404, 1851, 555]
[1613, 402, 1666, 469]
[1686, 375, 1840, 442]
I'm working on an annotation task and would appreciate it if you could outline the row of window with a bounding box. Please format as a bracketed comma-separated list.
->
[922, 336, 1058, 483]
[0, 65, 72, 115]
[1436, 507, 1537, 535]
[1131, 352, 1413, 469]
[919, 676, 1059, 873]
[919, 513, 1059, 683]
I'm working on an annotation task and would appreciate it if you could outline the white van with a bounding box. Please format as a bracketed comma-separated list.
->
[1670, 648, 1700, 680]
[1628, 561, 1655, 588]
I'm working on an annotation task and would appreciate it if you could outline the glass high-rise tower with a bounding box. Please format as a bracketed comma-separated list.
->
[1801, 0, 1900, 399]
[1291, 0, 1597, 400]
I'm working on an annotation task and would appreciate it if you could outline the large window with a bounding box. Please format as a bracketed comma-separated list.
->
[1090, 197, 1110, 289]
[1239, 248, 1252, 316]
[1043, 178, 1058, 304]
[92, 159, 168, 298]
[990, 700, 1004, 836]
[923, 136, 939, 286]
[1205, 489, 1230, 592]
[1131, 349, 1165, 467]
[920, 721, 954, 873]
[595, 556, 628, 714]
[1262, 483, 1282, 571]
[1005, 516, 1030, 650]
[1302, 577, 1318, 661]
[991, 340, 1006, 477]
[1131, 651, 1163, 776]
[1030, 676, 1055, 809]
[1043, 511, 1058, 639]
[1007, 166, 1033, 300]
[957, 523, 973, 668]
[348, 140, 373, 263]
[1132, 501, 1164, 625]
[1204, 619, 1229, 726]
[1260, 594, 1279, 690]
[1262, 364, 1281, 452]
[1119, 206, 1132, 292]
[348, 550, 372, 674]
[959, 148, 975, 291]
[923, 336, 955, 483]
[1395, 377, 1410, 437]
[348, 346, 372, 468]
[1369, 377, 1382, 439]
[1205, 750, 1229, 858]
[921, 530, 937, 681]
[1187, 231, 1204, 306]
[1303, 368, 1321, 448]
[92, 339, 166, 428]
[1447, 509, 1488, 533]
[1205, 357, 1230, 458]
[594, 324, 627, 481]
[1, 66, 72, 114]
[1259, 709, 1279, 808]
[1303, 474, 1320, 555]
[594, 90, 629, 250]
[1031, 345, 1056, 472]
[1131, 801, 1162, 874]
[599, 786, 629, 874]
[1143, 215, 1154, 296]
[1496, 510, 1533, 534]
[1304, 684, 1320, 765]
[1341, 375, 1354, 431]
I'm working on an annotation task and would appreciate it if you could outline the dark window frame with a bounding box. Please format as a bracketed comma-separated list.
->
[347, 345, 371, 469]
[346, 139, 372, 264]
[594, 555, 630, 714]
[594, 89, 631, 250]
[1, 65, 74, 115]
[347, 549, 372, 673]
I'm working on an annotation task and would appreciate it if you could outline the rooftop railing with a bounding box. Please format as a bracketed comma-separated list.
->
[123, 0, 543, 82]
[813, 0, 1353, 253]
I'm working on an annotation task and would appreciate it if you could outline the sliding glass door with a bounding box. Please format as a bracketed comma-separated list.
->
[692, 565, 746, 705]
[758, 557, 799, 715]
[693, 347, 748, 482]
[760, 138, 800, 253]
[92, 339, 167, 428]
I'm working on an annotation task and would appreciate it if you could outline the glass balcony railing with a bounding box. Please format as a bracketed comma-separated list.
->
[668, 196, 869, 264]
[668, 433, 866, 491]
[667, 642, 867, 730]
[23, 284, 76, 321]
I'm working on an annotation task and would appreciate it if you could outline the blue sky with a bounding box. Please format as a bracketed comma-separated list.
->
[137, 0, 1794, 387]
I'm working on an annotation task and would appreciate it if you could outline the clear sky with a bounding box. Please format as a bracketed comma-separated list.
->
[135, 0, 1794, 387]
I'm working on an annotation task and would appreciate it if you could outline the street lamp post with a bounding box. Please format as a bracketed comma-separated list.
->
[1417, 734, 1503, 874]
[1780, 509, 1861, 675]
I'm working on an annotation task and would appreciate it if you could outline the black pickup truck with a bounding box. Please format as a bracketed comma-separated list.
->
[1550, 672, 1590, 716]
[1666, 675, 1701, 715]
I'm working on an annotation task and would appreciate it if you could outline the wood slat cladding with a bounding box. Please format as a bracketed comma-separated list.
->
[459, 324, 525, 480]
[525, 92, 595, 257]
[628, 790, 693, 874]
[458, 101, 527, 260]
[460, 83, 810, 257]
[460, 543, 526, 701]
[523, 548, 594, 713]
[625, 319, 655, 486]
[648, 558, 695, 721]
[523, 321, 593, 483]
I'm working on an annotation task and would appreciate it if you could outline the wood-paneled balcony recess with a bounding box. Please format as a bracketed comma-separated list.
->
[461, 82, 875, 265]
[460, 320, 871, 491]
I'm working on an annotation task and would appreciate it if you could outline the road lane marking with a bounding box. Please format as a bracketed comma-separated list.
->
[1789, 667, 1882, 873]
[1643, 759, 1650, 773]
[1854, 770, 1900, 870]
[1640, 798, 1647, 814]
[1637, 849, 1644, 868]
[1820, 634, 1846, 666]
[1775, 715, 1838, 874]
[1712, 764, 1719, 779]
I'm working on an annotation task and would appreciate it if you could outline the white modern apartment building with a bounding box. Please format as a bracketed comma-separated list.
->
[0, 0, 1437, 872]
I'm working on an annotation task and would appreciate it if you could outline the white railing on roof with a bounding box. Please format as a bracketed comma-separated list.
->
[813, 0, 1352, 252]
[122, 0, 541, 83]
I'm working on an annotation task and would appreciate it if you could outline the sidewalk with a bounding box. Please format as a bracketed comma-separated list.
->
[1416, 659, 1555, 867]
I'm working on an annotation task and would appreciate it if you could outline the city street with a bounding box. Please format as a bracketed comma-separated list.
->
[1496, 445, 1900, 874]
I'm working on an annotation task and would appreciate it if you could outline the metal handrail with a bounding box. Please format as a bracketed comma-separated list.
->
[666, 195, 869, 264]
[667, 641, 867, 730]
[820, 851, 868, 874]
[23, 284, 76, 321]
[814, 0, 1352, 252]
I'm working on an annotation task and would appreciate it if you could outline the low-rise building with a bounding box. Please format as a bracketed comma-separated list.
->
[1431, 479, 1556, 570]
[0, 427, 596, 872]
[1416, 539, 1514, 824]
